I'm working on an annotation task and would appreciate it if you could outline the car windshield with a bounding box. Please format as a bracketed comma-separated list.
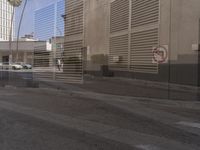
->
[0, 0, 199, 150]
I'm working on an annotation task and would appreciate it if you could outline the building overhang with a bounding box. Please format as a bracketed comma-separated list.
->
[0, 41, 52, 52]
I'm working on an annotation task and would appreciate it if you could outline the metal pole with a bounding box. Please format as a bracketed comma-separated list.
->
[168, 0, 172, 99]
[8, 6, 15, 84]
[16, 0, 27, 62]
[9, 6, 15, 64]
[198, 19, 200, 86]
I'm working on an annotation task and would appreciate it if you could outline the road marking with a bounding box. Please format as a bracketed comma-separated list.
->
[177, 121, 200, 129]
[136, 145, 160, 150]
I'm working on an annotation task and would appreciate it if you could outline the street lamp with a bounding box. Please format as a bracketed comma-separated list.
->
[16, 0, 28, 62]
[7, 0, 22, 64]
[7, 0, 28, 63]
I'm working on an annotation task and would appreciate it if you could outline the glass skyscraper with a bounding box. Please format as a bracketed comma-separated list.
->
[34, 0, 65, 41]
[0, 0, 14, 41]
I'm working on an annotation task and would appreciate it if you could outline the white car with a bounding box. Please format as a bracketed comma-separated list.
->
[15, 62, 32, 69]
[11, 63, 23, 70]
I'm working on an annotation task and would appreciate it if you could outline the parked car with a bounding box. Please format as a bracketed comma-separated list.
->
[11, 63, 23, 70]
[22, 64, 32, 69]
[14, 62, 32, 69]
[0, 63, 3, 70]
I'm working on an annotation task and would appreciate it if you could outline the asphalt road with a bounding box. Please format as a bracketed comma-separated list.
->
[0, 87, 200, 150]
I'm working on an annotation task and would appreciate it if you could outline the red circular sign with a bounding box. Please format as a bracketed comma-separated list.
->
[153, 46, 168, 63]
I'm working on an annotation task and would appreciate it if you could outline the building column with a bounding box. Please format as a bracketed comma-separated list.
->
[24, 52, 27, 63]
[0, 53, 2, 63]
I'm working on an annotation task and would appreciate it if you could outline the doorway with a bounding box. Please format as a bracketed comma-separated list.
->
[2, 56, 9, 65]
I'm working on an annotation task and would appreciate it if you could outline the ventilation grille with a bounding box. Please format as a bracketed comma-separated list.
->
[33, 71, 54, 80]
[33, 46, 54, 80]
[65, 0, 83, 36]
[109, 35, 129, 70]
[110, 0, 129, 33]
[55, 40, 83, 83]
[34, 48, 52, 68]
[109, 0, 160, 74]
[132, 0, 159, 28]
[130, 28, 158, 73]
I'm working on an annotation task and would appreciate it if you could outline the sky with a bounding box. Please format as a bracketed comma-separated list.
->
[15, 0, 58, 37]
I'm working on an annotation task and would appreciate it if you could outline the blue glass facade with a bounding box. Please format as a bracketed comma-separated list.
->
[56, 0, 65, 36]
[34, 0, 65, 41]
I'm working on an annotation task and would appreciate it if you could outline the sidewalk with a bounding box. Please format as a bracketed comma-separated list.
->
[39, 75, 200, 101]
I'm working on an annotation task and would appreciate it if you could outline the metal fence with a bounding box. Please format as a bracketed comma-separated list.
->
[32, 40, 84, 84]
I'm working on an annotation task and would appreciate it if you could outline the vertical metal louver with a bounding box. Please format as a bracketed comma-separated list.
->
[56, 40, 83, 83]
[130, 0, 159, 74]
[109, 0, 129, 71]
[130, 28, 159, 73]
[60, 0, 84, 83]
[33, 46, 54, 80]
[65, 0, 84, 36]
[109, 35, 129, 70]
[110, 0, 129, 33]
[132, 0, 159, 28]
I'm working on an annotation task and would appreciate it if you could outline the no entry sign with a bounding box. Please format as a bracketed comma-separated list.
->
[152, 45, 168, 64]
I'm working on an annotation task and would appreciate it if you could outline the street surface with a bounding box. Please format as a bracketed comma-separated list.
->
[0, 86, 200, 150]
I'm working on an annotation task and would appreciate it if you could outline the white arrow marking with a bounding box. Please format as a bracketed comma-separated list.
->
[177, 121, 200, 129]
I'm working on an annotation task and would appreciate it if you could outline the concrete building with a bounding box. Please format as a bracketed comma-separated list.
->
[0, 40, 51, 65]
[64, 0, 200, 86]
[34, 0, 65, 41]
[20, 34, 35, 41]
[0, 0, 14, 41]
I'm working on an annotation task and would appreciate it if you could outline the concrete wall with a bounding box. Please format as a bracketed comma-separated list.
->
[160, 0, 200, 86]
[84, 0, 110, 71]
[160, 0, 200, 62]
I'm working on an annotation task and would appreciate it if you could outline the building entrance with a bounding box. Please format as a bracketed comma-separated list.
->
[2, 56, 9, 64]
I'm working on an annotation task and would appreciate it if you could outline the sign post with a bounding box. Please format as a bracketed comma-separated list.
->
[152, 45, 170, 100]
